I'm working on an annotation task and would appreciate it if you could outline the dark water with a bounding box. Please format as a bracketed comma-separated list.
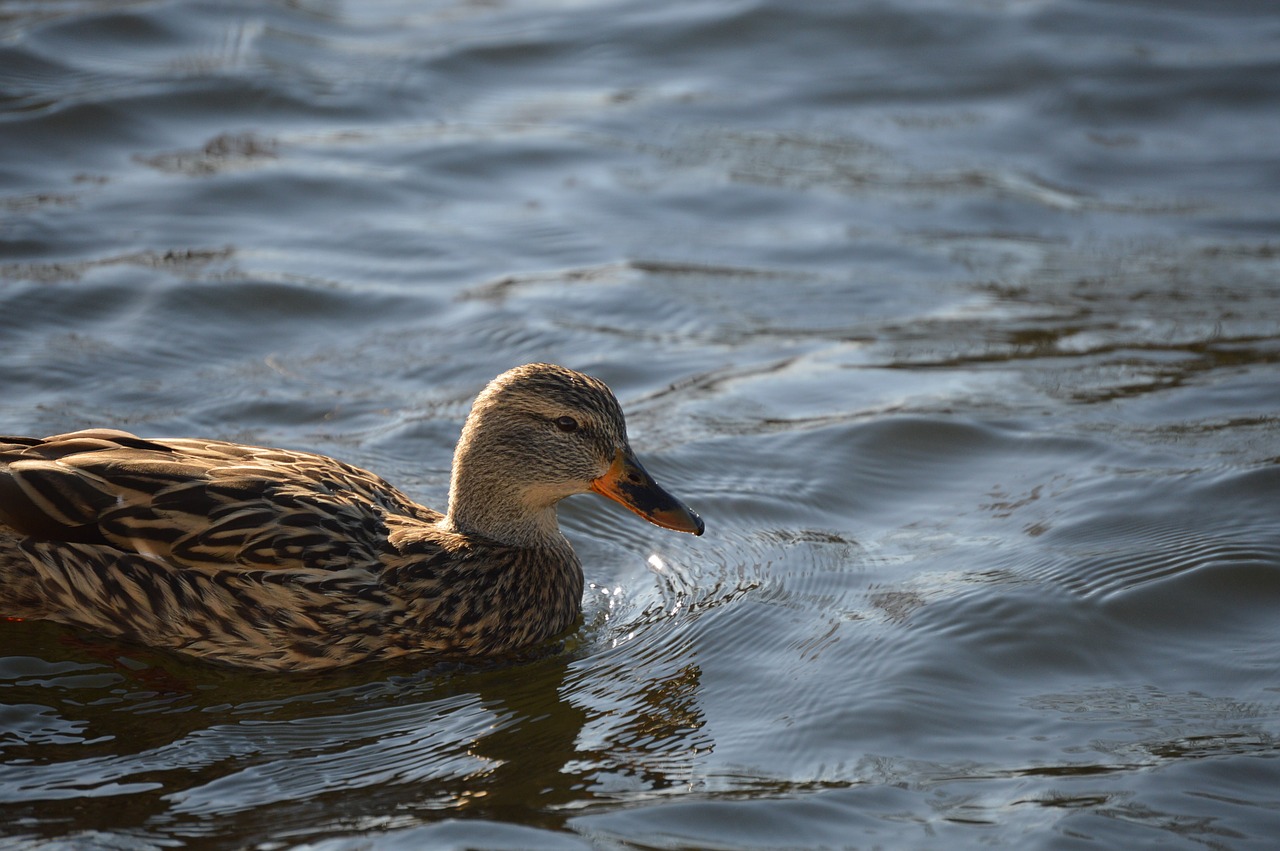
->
[3, 0, 1280, 848]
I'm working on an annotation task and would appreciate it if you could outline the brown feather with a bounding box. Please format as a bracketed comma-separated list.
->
[0, 365, 698, 671]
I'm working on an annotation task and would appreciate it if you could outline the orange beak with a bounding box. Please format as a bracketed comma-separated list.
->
[590, 449, 704, 536]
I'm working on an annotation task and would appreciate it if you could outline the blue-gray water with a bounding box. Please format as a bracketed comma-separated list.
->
[2, 1, 1280, 848]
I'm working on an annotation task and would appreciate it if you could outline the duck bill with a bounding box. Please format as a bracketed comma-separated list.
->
[590, 449, 704, 536]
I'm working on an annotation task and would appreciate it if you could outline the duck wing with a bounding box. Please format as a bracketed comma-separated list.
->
[0, 428, 440, 575]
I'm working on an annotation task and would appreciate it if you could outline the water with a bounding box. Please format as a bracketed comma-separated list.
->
[2, 0, 1279, 847]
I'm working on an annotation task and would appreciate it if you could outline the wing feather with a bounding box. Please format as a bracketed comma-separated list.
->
[1, 429, 440, 577]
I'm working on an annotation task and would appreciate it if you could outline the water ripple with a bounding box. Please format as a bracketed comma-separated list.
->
[4, 0, 1280, 847]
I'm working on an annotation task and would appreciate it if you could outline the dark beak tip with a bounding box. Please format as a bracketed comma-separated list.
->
[593, 450, 705, 537]
[644, 503, 704, 536]
[656, 499, 704, 536]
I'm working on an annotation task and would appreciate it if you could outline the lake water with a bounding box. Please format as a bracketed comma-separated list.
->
[2, 0, 1279, 848]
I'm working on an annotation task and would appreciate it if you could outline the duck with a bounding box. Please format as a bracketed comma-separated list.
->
[0, 363, 703, 672]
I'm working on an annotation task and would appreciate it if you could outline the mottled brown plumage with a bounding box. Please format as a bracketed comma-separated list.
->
[0, 364, 703, 671]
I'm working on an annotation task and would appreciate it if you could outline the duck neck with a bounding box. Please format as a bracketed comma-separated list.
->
[443, 460, 566, 550]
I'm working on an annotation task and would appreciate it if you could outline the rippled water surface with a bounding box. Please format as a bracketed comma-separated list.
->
[3, 0, 1280, 848]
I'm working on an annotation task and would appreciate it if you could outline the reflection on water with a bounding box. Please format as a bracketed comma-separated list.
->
[3, 0, 1280, 848]
[0, 625, 716, 845]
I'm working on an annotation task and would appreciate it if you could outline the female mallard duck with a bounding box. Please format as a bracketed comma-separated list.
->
[0, 363, 703, 671]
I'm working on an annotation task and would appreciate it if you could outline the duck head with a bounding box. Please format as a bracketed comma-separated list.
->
[445, 363, 704, 547]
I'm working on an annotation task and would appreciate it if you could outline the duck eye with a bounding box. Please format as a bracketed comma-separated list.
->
[554, 416, 580, 433]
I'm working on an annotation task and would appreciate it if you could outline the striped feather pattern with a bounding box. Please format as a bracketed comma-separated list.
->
[0, 427, 584, 671]
[0, 365, 697, 670]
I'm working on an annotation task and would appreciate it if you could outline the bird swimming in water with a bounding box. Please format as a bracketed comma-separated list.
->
[0, 363, 703, 671]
